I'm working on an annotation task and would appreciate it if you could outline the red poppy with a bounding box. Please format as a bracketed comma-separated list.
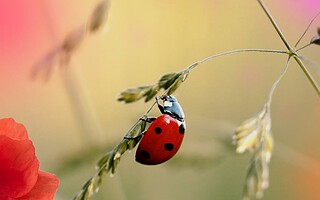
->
[0, 118, 59, 200]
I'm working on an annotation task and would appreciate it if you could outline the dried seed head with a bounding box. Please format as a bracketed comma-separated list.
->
[264, 132, 273, 163]
[243, 146, 271, 200]
[233, 105, 271, 154]
[235, 105, 274, 200]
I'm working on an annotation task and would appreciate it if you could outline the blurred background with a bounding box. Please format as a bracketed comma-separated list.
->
[0, 0, 320, 199]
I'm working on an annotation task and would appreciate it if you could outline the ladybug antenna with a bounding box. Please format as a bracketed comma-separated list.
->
[161, 95, 178, 102]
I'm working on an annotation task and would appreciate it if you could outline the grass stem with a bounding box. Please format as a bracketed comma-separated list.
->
[186, 48, 288, 71]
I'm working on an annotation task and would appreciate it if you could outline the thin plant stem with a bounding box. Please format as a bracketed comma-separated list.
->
[62, 59, 106, 143]
[296, 43, 312, 52]
[266, 57, 291, 108]
[185, 48, 288, 71]
[257, 0, 293, 51]
[129, 49, 288, 134]
[144, 101, 157, 116]
[297, 55, 320, 73]
[292, 55, 320, 96]
[258, 0, 320, 97]
[295, 11, 320, 48]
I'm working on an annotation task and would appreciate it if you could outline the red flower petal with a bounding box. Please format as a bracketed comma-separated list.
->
[0, 135, 39, 198]
[0, 118, 28, 140]
[17, 171, 60, 200]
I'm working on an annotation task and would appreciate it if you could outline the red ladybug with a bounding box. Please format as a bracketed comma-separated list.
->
[135, 95, 186, 165]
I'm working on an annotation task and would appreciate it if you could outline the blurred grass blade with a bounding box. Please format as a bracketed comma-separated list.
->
[87, 0, 111, 33]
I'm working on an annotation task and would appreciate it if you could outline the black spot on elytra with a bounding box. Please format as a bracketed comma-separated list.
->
[164, 143, 174, 151]
[154, 127, 162, 134]
[179, 124, 185, 134]
[141, 150, 151, 159]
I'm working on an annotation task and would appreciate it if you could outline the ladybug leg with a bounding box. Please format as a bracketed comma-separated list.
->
[139, 117, 156, 123]
[124, 134, 143, 141]
[124, 128, 148, 140]
[123, 117, 155, 140]
[156, 96, 165, 114]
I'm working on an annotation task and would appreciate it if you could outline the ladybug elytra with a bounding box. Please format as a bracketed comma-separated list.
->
[135, 95, 186, 165]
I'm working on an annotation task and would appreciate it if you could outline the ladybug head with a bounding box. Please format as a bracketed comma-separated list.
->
[160, 95, 185, 121]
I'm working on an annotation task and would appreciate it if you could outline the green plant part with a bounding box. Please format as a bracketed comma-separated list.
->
[117, 85, 154, 103]
[118, 70, 189, 103]
[74, 119, 147, 200]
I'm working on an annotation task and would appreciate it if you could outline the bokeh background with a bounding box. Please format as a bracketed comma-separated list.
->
[1, 0, 320, 199]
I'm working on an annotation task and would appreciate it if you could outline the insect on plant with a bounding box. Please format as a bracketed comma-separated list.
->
[131, 95, 186, 165]
[63, 0, 320, 200]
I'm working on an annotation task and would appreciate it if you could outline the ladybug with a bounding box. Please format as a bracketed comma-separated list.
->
[135, 95, 186, 165]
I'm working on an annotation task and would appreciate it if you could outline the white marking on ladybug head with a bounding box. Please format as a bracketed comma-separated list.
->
[164, 101, 173, 107]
